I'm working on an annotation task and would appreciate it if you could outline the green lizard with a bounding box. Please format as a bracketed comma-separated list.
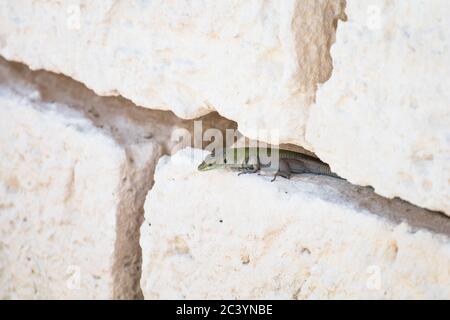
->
[198, 147, 342, 181]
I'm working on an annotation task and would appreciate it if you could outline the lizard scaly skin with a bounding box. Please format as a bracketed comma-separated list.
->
[198, 147, 342, 181]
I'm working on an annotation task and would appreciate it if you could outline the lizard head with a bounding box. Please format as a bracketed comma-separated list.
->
[197, 149, 227, 171]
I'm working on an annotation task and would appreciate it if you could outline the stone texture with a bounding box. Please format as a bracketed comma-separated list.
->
[0, 88, 141, 299]
[308, 0, 450, 215]
[140, 148, 450, 299]
[1, 0, 448, 215]
[0, 0, 346, 145]
[0, 59, 235, 299]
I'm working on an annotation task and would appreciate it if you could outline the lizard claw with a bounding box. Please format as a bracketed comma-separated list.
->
[238, 167, 259, 177]
[270, 172, 290, 182]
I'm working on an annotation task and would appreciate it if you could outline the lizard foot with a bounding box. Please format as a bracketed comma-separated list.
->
[270, 171, 291, 182]
[238, 169, 259, 176]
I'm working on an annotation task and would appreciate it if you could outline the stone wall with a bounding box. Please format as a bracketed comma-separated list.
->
[141, 149, 450, 299]
[0, 58, 233, 299]
[0, 0, 448, 299]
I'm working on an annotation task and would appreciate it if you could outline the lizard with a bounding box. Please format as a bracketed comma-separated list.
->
[197, 147, 343, 181]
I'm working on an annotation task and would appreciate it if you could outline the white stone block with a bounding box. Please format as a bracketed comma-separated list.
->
[140, 148, 450, 299]
[309, 0, 450, 214]
[0, 0, 345, 145]
[0, 60, 170, 299]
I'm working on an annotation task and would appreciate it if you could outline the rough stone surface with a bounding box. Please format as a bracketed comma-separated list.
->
[1, 0, 448, 215]
[0, 59, 234, 299]
[0, 89, 140, 299]
[308, 0, 450, 215]
[140, 148, 450, 299]
[0, 0, 345, 145]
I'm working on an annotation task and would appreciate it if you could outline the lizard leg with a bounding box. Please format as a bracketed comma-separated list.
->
[237, 166, 259, 176]
[271, 159, 291, 182]
[237, 154, 260, 176]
